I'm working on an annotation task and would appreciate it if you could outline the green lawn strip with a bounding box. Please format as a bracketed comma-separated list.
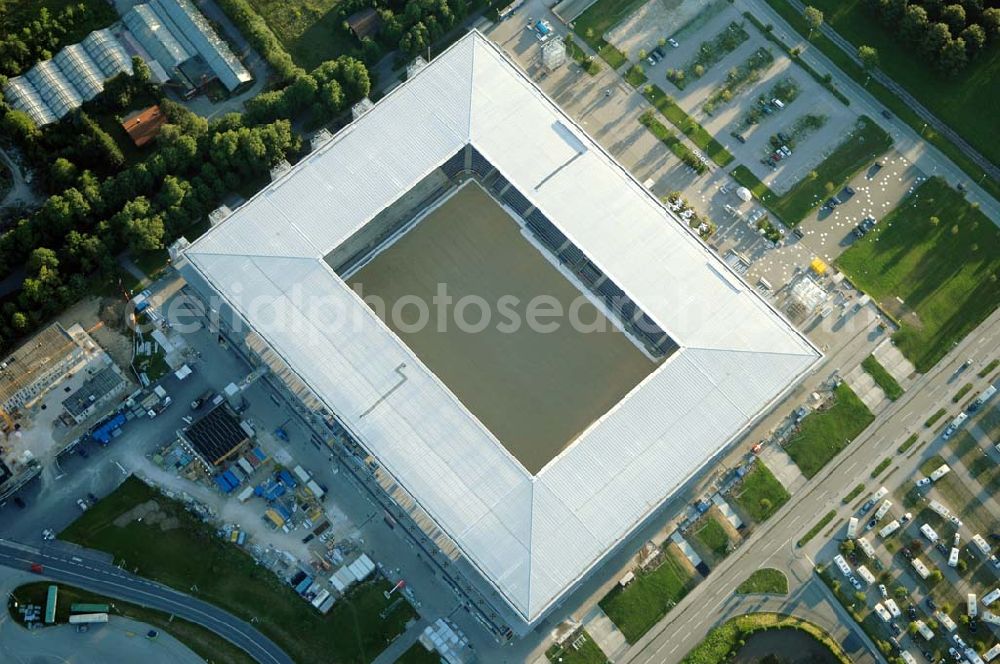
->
[695, 516, 731, 558]
[572, 0, 646, 64]
[638, 111, 706, 174]
[545, 630, 609, 664]
[836, 177, 1000, 372]
[641, 85, 733, 167]
[767, 115, 891, 224]
[952, 383, 974, 404]
[732, 461, 790, 522]
[735, 569, 788, 595]
[980, 405, 1000, 440]
[869, 457, 891, 478]
[925, 409, 947, 428]
[397, 643, 442, 664]
[8, 582, 254, 664]
[979, 359, 999, 377]
[761, 0, 1000, 202]
[841, 483, 865, 504]
[785, 383, 875, 478]
[599, 548, 694, 643]
[742, 11, 849, 105]
[625, 63, 647, 87]
[59, 477, 415, 664]
[860, 355, 903, 401]
[896, 434, 918, 454]
[681, 611, 851, 664]
[798, 510, 836, 547]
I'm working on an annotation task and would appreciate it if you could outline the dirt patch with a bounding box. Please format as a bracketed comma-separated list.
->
[112, 499, 180, 531]
[57, 296, 135, 373]
[665, 541, 697, 576]
[606, 0, 724, 59]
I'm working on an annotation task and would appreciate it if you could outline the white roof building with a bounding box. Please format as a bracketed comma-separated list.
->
[179, 31, 820, 623]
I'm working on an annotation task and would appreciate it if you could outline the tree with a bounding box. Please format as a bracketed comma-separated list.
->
[858, 45, 879, 85]
[803, 6, 824, 38]
[853, 591, 867, 603]
[939, 37, 969, 73]
[901, 5, 930, 44]
[922, 22, 952, 57]
[941, 4, 967, 33]
[961, 24, 986, 55]
[983, 8, 1000, 39]
[49, 157, 78, 190]
[894, 585, 908, 599]
[27, 247, 58, 275]
[908, 622, 919, 635]
[2, 109, 39, 143]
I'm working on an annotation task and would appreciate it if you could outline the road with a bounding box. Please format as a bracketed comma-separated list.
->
[621, 307, 1000, 663]
[0, 538, 292, 664]
[0, 146, 37, 210]
[783, 0, 998, 184]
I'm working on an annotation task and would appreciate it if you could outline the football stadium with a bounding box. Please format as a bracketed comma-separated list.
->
[178, 31, 821, 627]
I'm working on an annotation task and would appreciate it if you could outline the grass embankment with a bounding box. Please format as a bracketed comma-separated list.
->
[571, 0, 636, 68]
[761, 0, 1000, 202]
[837, 177, 1000, 372]
[861, 355, 903, 401]
[732, 462, 790, 522]
[8, 582, 254, 664]
[59, 477, 415, 664]
[733, 116, 891, 225]
[735, 569, 788, 595]
[798, 510, 836, 547]
[545, 630, 609, 664]
[681, 612, 850, 664]
[785, 383, 874, 478]
[600, 548, 695, 643]
[642, 85, 734, 167]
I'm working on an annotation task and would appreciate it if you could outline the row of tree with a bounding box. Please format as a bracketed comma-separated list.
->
[0, 93, 299, 349]
[243, 56, 371, 126]
[862, 0, 1000, 73]
[0, 3, 114, 77]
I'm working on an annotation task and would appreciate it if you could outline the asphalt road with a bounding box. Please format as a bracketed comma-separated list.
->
[622, 307, 1000, 663]
[0, 538, 292, 664]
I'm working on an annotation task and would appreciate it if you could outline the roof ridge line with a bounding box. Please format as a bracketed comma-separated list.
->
[682, 345, 819, 359]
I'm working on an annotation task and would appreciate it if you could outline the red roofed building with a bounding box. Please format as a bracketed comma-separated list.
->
[121, 105, 167, 147]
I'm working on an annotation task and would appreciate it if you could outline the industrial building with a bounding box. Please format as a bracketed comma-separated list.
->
[176, 31, 820, 626]
[61, 364, 128, 425]
[120, 0, 251, 94]
[2, 29, 133, 126]
[0, 323, 89, 418]
[179, 402, 253, 469]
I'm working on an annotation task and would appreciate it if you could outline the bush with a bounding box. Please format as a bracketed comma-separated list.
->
[215, 0, 303, 81]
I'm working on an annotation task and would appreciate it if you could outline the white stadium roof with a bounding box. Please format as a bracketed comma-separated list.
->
[182, 31, 820, 622]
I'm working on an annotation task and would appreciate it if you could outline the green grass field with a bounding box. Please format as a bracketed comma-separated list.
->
[545, 630, 609, 664]
[9, 582, 254, 664]
[60, 477, 415, 664]
[600, 548, 694, 643]
[836, 177, 1000, 372]
[573, 0, 646, 57]
[861, 355, 903, 401]
[735, 568, 788, 595]
[785, 383, 874, 478]
[766, 116, 891, 224]
[800, 0, 1000, 168]
[246, 0, 357, 70]
[695, 516, 731, 558]
[397, 643, 442, 664]
[732, 461, 790, 522]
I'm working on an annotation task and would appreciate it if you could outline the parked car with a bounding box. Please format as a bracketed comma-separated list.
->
[852, 215, 878, 238]
[667, 37, 679, 48]
[925, 597, 937, 610]
[908, 607, 917, 620]
[652, 46, 665, 58]
[77, 446, 89, 458]
[881, 109, 892, 119]
[76, 498, 89, 511]
[647, 52, 659, 66]
[900, 512, 912, 524]
[916, 477, 931, 487]
[879, 584, 888, 599]
[41, 529, 55, 541]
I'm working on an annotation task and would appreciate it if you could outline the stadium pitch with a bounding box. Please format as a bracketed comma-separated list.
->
[352, 182, 658, 474]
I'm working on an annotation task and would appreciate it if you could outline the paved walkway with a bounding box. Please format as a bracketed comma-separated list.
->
[370, 618, 428, 664]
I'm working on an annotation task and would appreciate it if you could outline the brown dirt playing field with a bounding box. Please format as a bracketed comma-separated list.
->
[352, 183, 656, 474]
